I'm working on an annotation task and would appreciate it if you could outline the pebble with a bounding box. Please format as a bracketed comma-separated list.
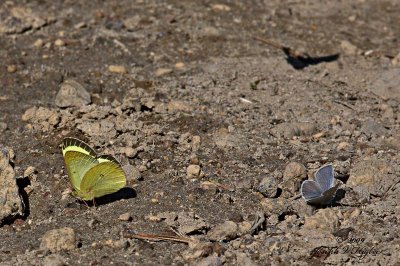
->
[283, 162, 307, 180]
[54, 39, 65, 46]
[337, 142, 350, 151]
[191, 135, 201, 151]
[155, 68, 173, 77]
[211, 4, 231, 11]
[7, 65, 17, 73]
[23, 166, 36, 178]
[55, 79, 91, 108]
[0, 122, 7, 132]
[122, 164, 142, 181]
[174, 62, 185, 70]
[108, 65, 127, 74]
[208, 221, 238, 241]
[340, 40, 360, 55]
[118, 212, 132, 221]
[257, 176, 279, 198]
[40, 227, 76, 252]
[33, 38, 44, 48]
[167, 100, 192, 112]
[186, 164, 201, 179]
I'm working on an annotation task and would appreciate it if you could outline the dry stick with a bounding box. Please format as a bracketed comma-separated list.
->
[253, 36, 310, 59]
[123, 232, 192, 244]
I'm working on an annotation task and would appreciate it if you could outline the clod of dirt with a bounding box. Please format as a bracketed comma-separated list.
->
[303, 209, 340, 232]
[55, 79, 91, 108]
[281, 162, 307, 196]
[122, 164, 141, 181]
[0, 146, 24, 225]
[207, 221, 238, 241]
[186, 164, 201, 179]
[348, 158, 394, 196]
[360, 119, 388, 137]
[235, 252, 257, 266]
[21, 106, 60, 132]
[39, 227, 76, 252]
[118, 212, 132, 221]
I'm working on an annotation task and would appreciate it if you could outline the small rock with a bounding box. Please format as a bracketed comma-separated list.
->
[174, 62, 185, 70]
[43, 254, 65, 266]
[23, 166, 36, 178]
[0, 122, 7, 132]
[120, 147, 137, 158]
[155, 68, 173, 77]
[33, 38, 44, 48]
[118, 212, 132, 221]
[54, 39, 65, 46]
[271, 122, 317, 139]
[208, 221, 238, 241]
[283, 162, 307, 180]
[7, 65, 17, 73]
[211, 4, 231, 11]
[21, 106, 38, 121]
[196, 255, 223, 266]
[0, 146, 24, 224]
[55, 79, 91, 108]
[122, 164, 141, 181]
[257, 176, 279, 198]
[337, 142, 350, 151]
[187, 165, 201, 178]
[108, 65, 127, 74]
[340, 40, 360, 55]
[392, 52, 400, 66]
[303, 209, 340, 232]
[40, 227, 76, 252]
[191, 135, 201, 151]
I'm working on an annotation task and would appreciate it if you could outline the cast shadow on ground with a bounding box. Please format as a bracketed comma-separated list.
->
[284, 49, 340, 70]
[89, 187, 136, 207]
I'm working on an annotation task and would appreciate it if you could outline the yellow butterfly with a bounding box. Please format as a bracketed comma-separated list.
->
[61, 137, 126, 201]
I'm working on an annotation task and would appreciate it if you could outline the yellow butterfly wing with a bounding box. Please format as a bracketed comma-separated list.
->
[63, 151, 98, 192]
[62, 137, 97, 157]
[79, 161, 126, 200]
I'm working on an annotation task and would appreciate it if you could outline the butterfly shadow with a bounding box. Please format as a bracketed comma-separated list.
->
[284, 49, 340, 70]
[90, 187, 137, 207]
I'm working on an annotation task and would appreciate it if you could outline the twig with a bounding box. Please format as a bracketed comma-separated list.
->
[253, 36, 310, 59]
[248, 211, 265, 235]
[122, 231, 192, 244]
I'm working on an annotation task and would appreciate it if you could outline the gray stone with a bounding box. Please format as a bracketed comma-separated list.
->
[55, 79, 91, 108]
[257, 176, 279, 198]
[0, 146, 24, 225]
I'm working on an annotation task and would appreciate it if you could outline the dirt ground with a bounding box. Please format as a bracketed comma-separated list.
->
[1, 0, 400, 265]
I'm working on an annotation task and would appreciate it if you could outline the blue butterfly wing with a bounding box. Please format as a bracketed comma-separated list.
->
[315, 164, 334, 192]
[301, 180, 323, 202]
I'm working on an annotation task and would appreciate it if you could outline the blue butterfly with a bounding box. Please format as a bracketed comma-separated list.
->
[301, 164, 340, 205]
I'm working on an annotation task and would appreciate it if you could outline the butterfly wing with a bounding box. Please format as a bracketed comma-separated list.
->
[62, 137, 97, 157]
[306, 184, 340, 205]
[79, 161, 126, 200]
[314, 164, 334, 192]
[301, 180, 323, 202]
[63, 151, 98, 192]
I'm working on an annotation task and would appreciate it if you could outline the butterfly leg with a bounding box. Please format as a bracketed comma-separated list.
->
[92, 198, 96, 208]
